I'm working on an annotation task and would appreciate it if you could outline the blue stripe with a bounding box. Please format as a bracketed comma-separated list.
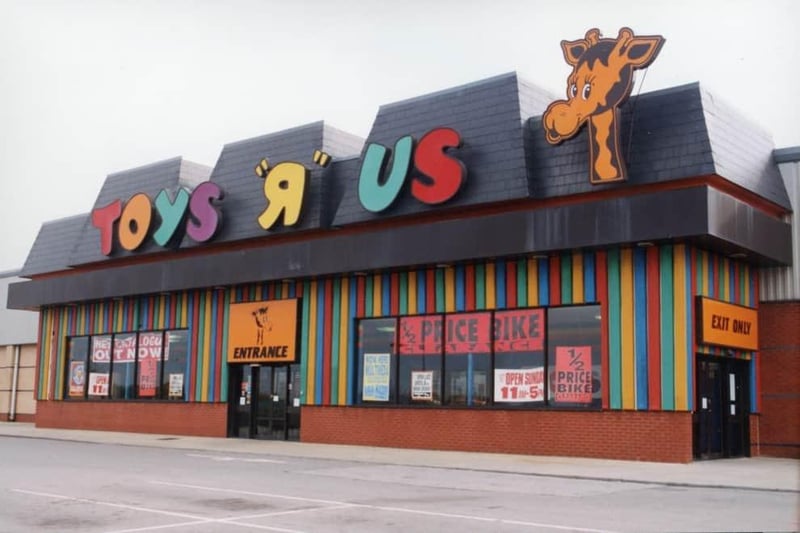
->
[538, 259, 549, 306]
[496, 260, 506, 309]
[382, 273, 391, 316]
[455, 265, 465, 311]
[584, 252, 596, 302]
[634, 248, 648, 410]
[185, 293, 193, 401]
[288, 283, 296, 298]
[347, 276, 357, 404]
[417, 269, 426, 314]
[315, 282, 325, 403]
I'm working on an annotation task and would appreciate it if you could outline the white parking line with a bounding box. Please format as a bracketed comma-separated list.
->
[150, 480, 620, 533]
[186, 453, 287, 464]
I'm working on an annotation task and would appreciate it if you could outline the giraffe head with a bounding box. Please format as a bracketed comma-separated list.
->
[543, 28, 664, 182]
[544, 28, 664, 143]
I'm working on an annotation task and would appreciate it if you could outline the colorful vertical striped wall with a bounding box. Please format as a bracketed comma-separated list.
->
[36, 244, 759, 412]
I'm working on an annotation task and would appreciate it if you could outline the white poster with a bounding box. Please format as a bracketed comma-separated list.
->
[494, 367, 544, 403]
[168, 373, 184, 398]
[88, 372, 109, 397]
[362, 352, 391, 401]
[411, 371, 434, 401]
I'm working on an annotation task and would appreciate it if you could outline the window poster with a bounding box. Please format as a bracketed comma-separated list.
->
[554, 346, 593, 403]
[88, 372, 109, 397]
[168, 373, 184, 399]
[494, 367, 544, 403]
[362, 352, 391, 401]
[91, 336, 111, 363]
[68, 361, 85, 397]
[399, 316, 442, 354]
[138, 332, 163, 360]
[113, 334, 137, 363]
[410, 370, 434, 401]
[138, 358, 158, 397]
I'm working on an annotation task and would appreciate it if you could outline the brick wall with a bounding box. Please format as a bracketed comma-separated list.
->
[758, 302, 800, 458]
[301, 406, 693, 463]
[35, 401, 228, 437]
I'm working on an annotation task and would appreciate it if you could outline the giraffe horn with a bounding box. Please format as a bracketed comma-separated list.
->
[585, 28, 601, 45]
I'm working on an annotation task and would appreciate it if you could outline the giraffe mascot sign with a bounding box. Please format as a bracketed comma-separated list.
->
[543, 28, 665, 183]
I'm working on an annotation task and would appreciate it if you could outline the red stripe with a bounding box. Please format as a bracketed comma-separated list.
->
[712, 254, 719, 298]
[295, 281, 303, 298]
[506, 260, 517, 308]
[646, 247, 661, 410]
[356, 276, 365, 317]
[465, 264, 476, 311]
[33, 312, 43, 399]
[733, 261, 740, 304]
[549, 255, 561, 306]
[214, 291, 224, 402]
[390, 273, 399, 315]
[426, 268, 436, 313]
[754, 274, 760, 412]
[322, 279, 333, 405]
[149, 296, 155, 330]
[596, 251, 609, 410]
[49, 313, 59, 400]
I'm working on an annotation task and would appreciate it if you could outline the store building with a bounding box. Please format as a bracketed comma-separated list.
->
[0, 270, 39, 422]
[7, 30, 797, 462]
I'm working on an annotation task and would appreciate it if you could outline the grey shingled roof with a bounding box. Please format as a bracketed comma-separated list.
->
[20, 214, 87, 277]
[206, 121, 363, 243]
[332, 72, 556, 226]
[68, 157, 212, 267]
[527, 82, 791, 209]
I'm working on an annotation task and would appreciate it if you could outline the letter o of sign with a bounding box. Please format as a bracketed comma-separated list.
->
[118, 193, 153, 251]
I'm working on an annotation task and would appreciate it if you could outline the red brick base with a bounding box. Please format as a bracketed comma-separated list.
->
[3, 413, 35, 423]
[301, 406, 693, 463]
[758, 302, 800, 459]
[35, 401, 228, 437]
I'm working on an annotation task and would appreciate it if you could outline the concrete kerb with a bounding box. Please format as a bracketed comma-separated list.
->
[1, 422, 797, 494]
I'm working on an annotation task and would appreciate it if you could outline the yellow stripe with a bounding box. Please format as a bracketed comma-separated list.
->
[373, 274, 381, 317]
[201, 290, 212, 402]
[572, 251, 584, 304]
[527, 258, 538, 306]
[445, 267, 455, 312]
[620, 248, 635, 409]
[486, 262, 496, 309]
[338, 278, 349, 405]
[307, 280, 318, 404]
[743, 264, 751, 306]
[674, 244, 688, 410]
[181, 292, 189, 328]
[408, 271, 417, 315]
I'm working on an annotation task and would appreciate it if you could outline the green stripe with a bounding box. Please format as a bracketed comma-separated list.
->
[660, 246, 675, 410]
[331, 278, 341, 404]
[435, 268, 445, 313]
[516, 258, 527, 307]
[607, 250, 622, 409]
[195, 292, 205, 402]
[476, 264, 486, 310]
[220, 289, 230, 400]
[561, 253, 572, 304]
[300, 282, 311, 404]
[365, 276, 374, 317]
[399, 272, 408, 315]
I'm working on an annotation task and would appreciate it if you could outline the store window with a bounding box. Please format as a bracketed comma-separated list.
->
[356, 305, 602, 410]
[65, 329, 188, 401]
[547, 305, 602, 409]
[398, 316, 442, 405]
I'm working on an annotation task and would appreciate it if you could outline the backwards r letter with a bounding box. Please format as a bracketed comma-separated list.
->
[543, 27, 665, 184]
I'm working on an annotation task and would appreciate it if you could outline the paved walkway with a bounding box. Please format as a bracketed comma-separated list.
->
[1, 422, 797, 493]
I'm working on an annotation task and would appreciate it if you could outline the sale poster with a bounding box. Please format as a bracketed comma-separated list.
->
[138, 332, 163, 360]
[168, 373, 184, 398]
[138, 358, 158, 397]
[493, 367, 544, 402]
[445, 313, 491, 353]
[88, 372, 109, 397]
[554, 346, 593, 403]
[410, 370, 434, 401]
[362, 352, 390, 401]
[492, 309, 544, 352]
[399, 316, 442, 354]
[91, 336, 111, 363]
[68, 361, 85, 397]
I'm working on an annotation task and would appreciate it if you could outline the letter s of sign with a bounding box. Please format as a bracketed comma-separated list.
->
[411, 127, 466, 205]
[186, 182, 224, 242]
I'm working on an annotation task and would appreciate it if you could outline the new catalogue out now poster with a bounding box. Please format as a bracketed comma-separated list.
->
[362, 353, 391, 401]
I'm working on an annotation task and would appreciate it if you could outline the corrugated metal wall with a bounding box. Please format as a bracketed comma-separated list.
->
[760, 158, 799, 301]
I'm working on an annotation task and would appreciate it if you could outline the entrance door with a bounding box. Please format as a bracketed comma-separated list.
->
[228, 364, 301, 440]
[694, 355, 750, 459]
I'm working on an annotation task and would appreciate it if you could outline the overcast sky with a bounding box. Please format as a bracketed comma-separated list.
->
[1, 0, 798, 273]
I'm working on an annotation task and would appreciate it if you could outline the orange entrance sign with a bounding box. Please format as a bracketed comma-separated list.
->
[227, 299, 299, 363]
[697, 297, 758, 351]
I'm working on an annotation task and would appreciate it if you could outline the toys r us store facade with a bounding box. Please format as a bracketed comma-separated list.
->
[8, 28, 799, 462]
